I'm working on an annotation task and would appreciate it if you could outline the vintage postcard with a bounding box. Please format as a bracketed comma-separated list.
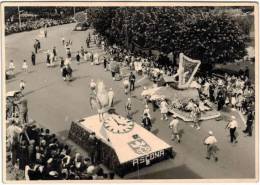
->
[1, 1, 259, 183]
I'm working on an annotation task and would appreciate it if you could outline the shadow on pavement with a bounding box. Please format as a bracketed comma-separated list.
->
[129, 164, 202, 179]
[152, 128, 159, 135]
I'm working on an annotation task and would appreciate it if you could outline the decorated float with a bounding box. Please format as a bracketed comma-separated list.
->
[69, 81, 174, 177]
[142, 53, 221, 121]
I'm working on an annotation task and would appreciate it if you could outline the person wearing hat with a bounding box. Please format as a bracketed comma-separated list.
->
[169, 115, 180, 143]
[142, 113, 152, 131]
[204, 131, 218, 161]
[226, 116, 238, 143]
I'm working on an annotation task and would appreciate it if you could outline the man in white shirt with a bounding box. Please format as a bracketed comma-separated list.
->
[226, 116, 238, 143]
[204, 131, 218, 161]
[169, 115, 180, 143]
[7, 120, 23, 165]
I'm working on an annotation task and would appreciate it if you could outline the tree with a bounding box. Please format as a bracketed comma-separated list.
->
[87, 7, 247, 71]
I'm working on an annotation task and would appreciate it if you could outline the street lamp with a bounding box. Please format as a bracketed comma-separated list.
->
[18, 6, 21, 29]
[17, 6, 24, 30]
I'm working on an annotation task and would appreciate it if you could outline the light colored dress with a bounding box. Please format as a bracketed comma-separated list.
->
[160, 101, 168, 114]
[22, 62, 28, 70]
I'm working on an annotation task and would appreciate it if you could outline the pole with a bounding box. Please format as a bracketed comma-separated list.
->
[73, 7, 76, 18]
[18, 6, 21, 30]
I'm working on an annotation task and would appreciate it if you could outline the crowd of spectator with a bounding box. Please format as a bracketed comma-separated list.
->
[5, 17, 75, 35]
[6, 120, 114, 180]
[95, 34, 255, 123]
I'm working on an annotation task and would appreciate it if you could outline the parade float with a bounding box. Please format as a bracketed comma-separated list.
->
[69, 81, 174, 177]
[142, 53, 221, 121]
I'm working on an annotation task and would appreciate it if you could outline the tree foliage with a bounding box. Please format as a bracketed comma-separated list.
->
[88, 7, 247, 66]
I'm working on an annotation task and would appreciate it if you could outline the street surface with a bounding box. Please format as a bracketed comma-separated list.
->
[5, 23, 255, 179]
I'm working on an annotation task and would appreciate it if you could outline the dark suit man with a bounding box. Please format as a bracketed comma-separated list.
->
[142, 113, 152, 131]
[31, 52, 36, 66]
[243, 111, 254, 136]
[129, 72, 136, 91]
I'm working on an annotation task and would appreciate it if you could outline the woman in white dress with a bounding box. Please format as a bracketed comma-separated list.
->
[123, 78, 129, 94]
[160, 99, 168, 120]
[84, 50, 88, 61]
[9, 60, 15, 75]
[22, 60, 28, 72]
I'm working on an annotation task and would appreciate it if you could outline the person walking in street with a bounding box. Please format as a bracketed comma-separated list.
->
[169, 115, 181, 143]
[226, 116, 238, 143]
[53, 47, 57, 59]
[31, 52, 36, 66]
[123, 78, 129, 95]
[36, 39, 41, 50]
[9, 60, 15, 75]
[125, 98, 132, 119]
[34, 41, 38, 54]
[143, 104, 151, 119]
[76, 51, 81, 65]
[108, 88, 114, 107]
[86, 38, 90, 48]
[103, 57, 107, 71]
[142, 113, 152, 131]
[22, 60, 29, 73]
[46, 52, 50, 66]
[60, 57, 65, 71]
[243, 111, 254, 136]
[129, 72, 136, 92]
[160, 98, 168, 120]
[191, 105, 201, 130]
[20, 80, 26, 94]
[204, 131, 218, 162]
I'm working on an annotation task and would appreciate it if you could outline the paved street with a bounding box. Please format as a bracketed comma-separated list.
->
[5, 23, 256, 179]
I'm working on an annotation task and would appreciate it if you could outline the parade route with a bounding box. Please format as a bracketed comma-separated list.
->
[5, 23, 256, 179]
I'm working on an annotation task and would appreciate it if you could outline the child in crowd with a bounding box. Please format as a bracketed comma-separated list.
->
[22, 60, 28, 73]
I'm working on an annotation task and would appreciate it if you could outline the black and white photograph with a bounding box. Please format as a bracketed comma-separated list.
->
[1, 2, 259, 182]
